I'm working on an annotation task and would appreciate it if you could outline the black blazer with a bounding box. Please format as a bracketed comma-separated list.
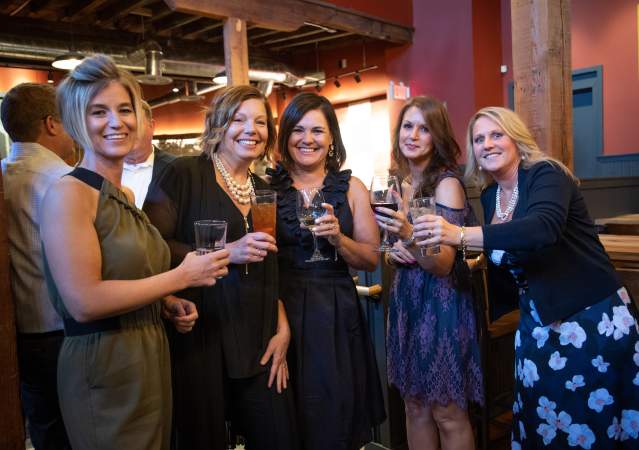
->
[481, 161, 620, 325]
[151, 147, 176, 183]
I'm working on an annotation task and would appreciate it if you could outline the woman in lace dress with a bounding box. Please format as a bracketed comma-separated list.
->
[268, 92, 385, 450]
[376, 96, 483, 450]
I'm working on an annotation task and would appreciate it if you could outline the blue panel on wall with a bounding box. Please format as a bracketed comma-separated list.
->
[509, 67, 639, 178]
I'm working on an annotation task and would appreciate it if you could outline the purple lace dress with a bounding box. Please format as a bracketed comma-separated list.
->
[387, 181, 483, 408]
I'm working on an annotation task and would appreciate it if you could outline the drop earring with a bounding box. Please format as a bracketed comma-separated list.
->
[328, 144, 335, 157]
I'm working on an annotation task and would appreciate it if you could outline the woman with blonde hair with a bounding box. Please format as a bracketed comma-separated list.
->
[41, 54, 229, 450]
[145, 85, 298, 450]
[422, 106, 639, 449]
[376, 96, 482, 450]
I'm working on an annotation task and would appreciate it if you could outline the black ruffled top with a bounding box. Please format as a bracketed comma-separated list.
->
[268, 163, 353, 273]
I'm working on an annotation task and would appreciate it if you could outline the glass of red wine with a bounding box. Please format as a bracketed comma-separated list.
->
[370, 174, 401, 253]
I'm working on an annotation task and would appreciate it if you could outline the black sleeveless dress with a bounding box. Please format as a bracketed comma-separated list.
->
[269, 165, 386, 450]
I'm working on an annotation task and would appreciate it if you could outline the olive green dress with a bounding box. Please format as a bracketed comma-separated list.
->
[43, 167, 172, 450]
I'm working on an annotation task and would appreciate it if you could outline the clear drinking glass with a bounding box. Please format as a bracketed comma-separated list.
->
[409, 196, 441, 256]
[296, 188, 330, 263]
[250, 190, 277, 237]
[370, 175, 401, 253]
[194, 220, 227, 254]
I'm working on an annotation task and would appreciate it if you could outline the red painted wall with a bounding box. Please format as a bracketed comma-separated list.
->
[500, 0, 639, 156]
[384, 0, 477, 149]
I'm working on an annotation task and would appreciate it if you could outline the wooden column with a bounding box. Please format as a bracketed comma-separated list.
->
[223, 17, 249, 86]
[511, 0, 573, 169]
[0, 170, 25, 450]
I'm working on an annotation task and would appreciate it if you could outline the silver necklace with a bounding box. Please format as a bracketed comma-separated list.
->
[213, 153, 254, 204]
[496, 182, 518, 221]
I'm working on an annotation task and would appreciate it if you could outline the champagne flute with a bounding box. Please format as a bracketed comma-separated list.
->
[296, 188, 330, 262]
[370, 175, 401, 252]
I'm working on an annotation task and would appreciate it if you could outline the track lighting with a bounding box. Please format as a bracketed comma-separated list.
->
[354, 71, 361, 83]
[333, 78, 341, 88]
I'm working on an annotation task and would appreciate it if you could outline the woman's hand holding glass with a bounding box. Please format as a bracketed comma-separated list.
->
[162, 295, 199, 333]
[226, 232, 278, 265]
[296, 188, 330, 262]
[312, 202, 342, 248]
[413, 213, 462, 249]
[177, 249, 230, 288]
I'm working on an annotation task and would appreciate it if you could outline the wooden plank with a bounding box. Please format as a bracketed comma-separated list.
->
[0, 169, 24, 450]
[223, 17, 249, 85]
[164, 0, 413, 44]
[599, 234, 639, 267]
[511, 0, 573, 169]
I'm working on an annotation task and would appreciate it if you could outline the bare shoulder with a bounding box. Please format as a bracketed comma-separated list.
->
[435, 176, 465, 209]
[347, 176, 368, 196]
[43, 176, 98, 220]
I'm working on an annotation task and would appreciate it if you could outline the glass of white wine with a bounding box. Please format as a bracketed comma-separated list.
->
[296, 188, 329, 263]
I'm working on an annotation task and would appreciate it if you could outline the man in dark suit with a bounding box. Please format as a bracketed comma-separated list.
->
[122, 100, 175, 208]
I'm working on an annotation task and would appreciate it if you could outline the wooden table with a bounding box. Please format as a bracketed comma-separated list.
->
[596, 214, 639, 235]
[599, 234, 639, 306]
[599, 234, 639, 269]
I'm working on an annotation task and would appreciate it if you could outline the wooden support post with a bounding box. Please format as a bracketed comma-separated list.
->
[511, 0, 573, 169]
[0, 170, 25, 450]
[223, 17, 249, 86]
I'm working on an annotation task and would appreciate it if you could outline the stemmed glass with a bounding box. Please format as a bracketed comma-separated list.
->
[370, 175, 401, 252]
[296, 188, 330, 262]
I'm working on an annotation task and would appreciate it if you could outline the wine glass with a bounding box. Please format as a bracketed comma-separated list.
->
[296, 188, 330, 262]
[370, 175, 401, 252]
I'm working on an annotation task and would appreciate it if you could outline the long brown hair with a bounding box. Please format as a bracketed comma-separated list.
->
[391, 96, 461, 196]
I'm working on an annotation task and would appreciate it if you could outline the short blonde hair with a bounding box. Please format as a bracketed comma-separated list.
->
[200, 85, 275, 160]
[57, 54, 143, 155]
[464, 106, 575, 189]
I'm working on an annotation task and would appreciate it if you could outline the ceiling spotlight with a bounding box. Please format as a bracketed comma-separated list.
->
[51, 51, 85, 70]
[354, 71, 361, 83]
[315, 82, 321, 92]
[172, 86, 179, 93]
[213, 71, 228, 85]
[136, 44, 173, 85]
[47, 72, 54, 84]
[333, 78, 341, 88]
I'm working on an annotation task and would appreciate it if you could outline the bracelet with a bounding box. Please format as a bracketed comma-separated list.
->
[459, 226, 467, 259]
[401, 234, 415, 248]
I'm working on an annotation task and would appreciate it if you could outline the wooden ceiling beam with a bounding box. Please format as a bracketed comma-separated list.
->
[97, 0, 150, 26]
[180, 20, 222, 39]
[64, 0, 110, 20]
[254, 29, 325, 47]
[270, 31, 354, 51]
[164, 0, 412, 43]
[153, 13, 201, 34]
[8, 0, 32, 16]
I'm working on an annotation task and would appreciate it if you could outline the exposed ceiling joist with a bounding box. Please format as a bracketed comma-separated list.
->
[164, 0, 412, 43]
[153, 13, 201, 34]
[64, 0, 110, 20]
[97, 0, 150, 26]
[180, 20, 222, 39]
[271, 31, 354, 51]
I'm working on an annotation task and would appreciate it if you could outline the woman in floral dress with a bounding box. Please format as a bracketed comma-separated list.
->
[422, 106, 639, 449]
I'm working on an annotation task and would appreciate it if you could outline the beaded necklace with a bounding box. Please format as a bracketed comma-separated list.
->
[496, 182, 519, 221]
[213, 153, 254, 204]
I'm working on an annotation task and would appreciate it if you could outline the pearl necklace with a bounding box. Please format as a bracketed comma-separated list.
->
[213, 153, 254, 204]
[496, 182, 519, 221]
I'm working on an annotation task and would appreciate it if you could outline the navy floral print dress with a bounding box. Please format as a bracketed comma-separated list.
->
[387, 176, 483, 409]
[490, 250, 639, 450]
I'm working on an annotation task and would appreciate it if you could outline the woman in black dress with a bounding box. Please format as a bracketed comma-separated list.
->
[268, 92, 386, 450]
[145, 85, 298, 450]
